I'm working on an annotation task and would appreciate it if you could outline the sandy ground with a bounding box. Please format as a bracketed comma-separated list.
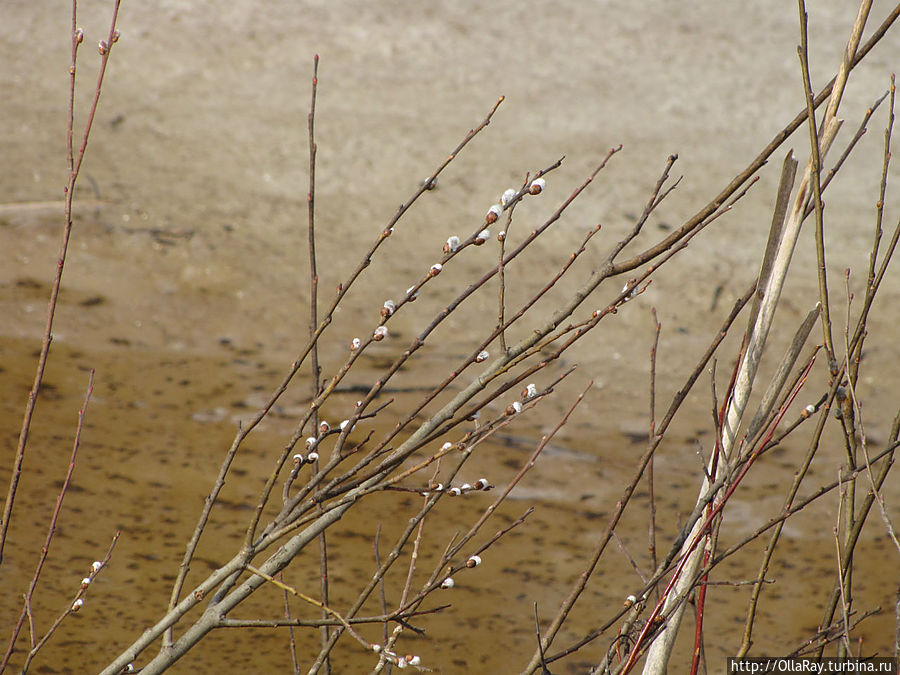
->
[2, 1, 900, 673]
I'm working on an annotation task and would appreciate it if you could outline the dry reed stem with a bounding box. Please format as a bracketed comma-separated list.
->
[638, 3, 872, 670]
[623, 356, 818, 673]
[521, 283, 756, 674]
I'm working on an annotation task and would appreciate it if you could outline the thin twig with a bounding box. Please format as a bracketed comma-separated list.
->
[798, 0, 837, 367]
[19, 531, 120, 673]
[521, 284, 756, 674]
[1, 370, 95, 670]
[281, 570, 301, 675]
[373, 525, 389, 656]
[1, 0, 121, 565]
[865, 75, 895, 299]
[217, 605, 447, 629]
[497, 178, 528, 354]
[856, 75, 896, 388]
[648, 308, 661, 577]
[245, 564, 370, 649]
[833, 469, 855, 656]
[304, 54, 332, 675]
[241, 96, 508, 552]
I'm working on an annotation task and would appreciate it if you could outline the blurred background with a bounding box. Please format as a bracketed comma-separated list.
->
[2, 1, 899, 672]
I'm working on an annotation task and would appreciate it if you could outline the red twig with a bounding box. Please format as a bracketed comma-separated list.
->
[19, 529, 120, 673]
[621, 354, 817, 673]
[2, 370, 95, 669]
[0, 0, 121, 564]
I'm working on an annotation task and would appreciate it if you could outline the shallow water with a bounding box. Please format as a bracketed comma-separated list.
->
[1, 327, 897, 673]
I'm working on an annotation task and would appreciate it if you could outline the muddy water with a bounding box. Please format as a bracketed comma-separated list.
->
[1, 291, 897, 673]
